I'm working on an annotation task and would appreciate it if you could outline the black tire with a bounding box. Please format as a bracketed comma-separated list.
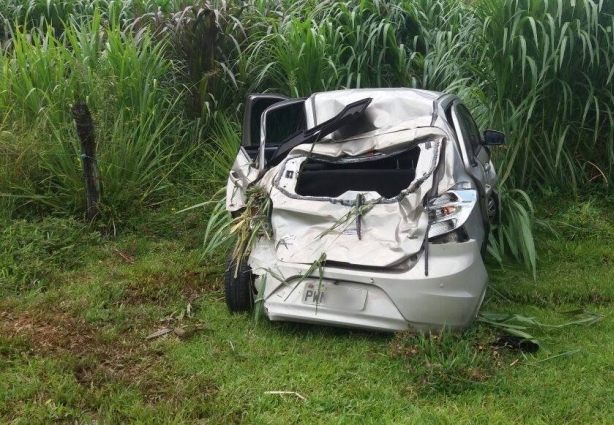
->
[482, 191, 500, 258]
[224, 248, 255, 313]
[487, 191, 500, 224]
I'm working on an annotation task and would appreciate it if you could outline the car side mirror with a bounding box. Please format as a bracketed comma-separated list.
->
[483, 130, 506, 146]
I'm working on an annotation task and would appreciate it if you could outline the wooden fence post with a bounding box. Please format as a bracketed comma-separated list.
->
[72, 102, 100, 222]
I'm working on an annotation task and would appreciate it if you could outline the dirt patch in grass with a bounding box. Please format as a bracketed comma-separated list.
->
[0, 305, 214, 404]
[1, 302, 219, 423]
[0, 308, 145, 383]
[122, 270, 218, 306]
[0, 310, 98, 356]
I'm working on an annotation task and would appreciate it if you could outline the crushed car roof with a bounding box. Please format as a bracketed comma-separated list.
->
[304, 88, 443, 139]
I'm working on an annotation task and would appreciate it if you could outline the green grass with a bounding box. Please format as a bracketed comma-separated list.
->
[2, 199, 614, 423]
[2, 1, 614, 421]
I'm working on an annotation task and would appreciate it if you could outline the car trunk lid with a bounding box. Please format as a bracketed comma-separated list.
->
[266, 124, 448, 267]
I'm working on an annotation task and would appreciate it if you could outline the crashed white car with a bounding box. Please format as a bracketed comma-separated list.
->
[224, 88, 505, 332]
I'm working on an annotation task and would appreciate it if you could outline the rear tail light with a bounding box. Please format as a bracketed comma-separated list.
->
[427, 190, 477, 239]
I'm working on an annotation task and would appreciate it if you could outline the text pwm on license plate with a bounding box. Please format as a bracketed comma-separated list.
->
[303, 288, 325, 304]
[301, 283, 368, 311]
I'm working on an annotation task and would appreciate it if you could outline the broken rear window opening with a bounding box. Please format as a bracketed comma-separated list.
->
[295, 147, 421, 198]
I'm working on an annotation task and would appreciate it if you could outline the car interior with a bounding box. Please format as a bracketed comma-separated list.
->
[294, 147, 420, 198]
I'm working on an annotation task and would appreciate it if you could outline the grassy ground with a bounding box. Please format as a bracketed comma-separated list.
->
[1, 197, 614, 423]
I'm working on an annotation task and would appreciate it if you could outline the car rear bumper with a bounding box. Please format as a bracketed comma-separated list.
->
[260, 239, 488, 332]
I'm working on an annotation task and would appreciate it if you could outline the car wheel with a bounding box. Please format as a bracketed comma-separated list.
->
[224, 248, 255, 313]
[487, 191, 499, 224]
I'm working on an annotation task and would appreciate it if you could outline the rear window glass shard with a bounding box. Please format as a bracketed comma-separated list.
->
[267, 97, 373, 167]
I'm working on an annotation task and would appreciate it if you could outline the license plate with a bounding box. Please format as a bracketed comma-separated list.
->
[301, 282, 367, 311]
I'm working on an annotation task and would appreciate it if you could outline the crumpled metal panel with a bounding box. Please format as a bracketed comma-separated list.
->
[257, 128, 452, 267]
[233, 89, 469, 268]
[289, 118, 441, 157]
[226, 147, 259, 212]
[305, 88, 440, 139]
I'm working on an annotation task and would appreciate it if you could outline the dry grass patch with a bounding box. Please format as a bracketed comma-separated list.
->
[0, 301, 209, 404]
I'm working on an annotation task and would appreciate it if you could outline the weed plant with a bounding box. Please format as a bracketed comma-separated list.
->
[0, 217, 101, 294]
[391, 329, 509, 395]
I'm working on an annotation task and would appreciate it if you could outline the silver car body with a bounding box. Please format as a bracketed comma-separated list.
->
[226, 88, 498, 332]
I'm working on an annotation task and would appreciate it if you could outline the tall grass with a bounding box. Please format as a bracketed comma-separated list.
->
[402, 0, 614, 192]
[1, 0, 613, 269]
[0, 11, 189, 222]
[233, 1, 417, 97]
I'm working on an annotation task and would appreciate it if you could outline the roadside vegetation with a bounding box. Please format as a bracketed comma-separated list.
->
[1, 0, 614, 422]
[2, 197, 614, 422]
